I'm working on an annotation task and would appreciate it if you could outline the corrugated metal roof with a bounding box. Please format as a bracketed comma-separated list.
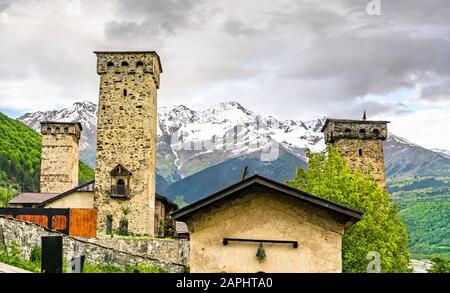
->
[8, 193, 59, 204]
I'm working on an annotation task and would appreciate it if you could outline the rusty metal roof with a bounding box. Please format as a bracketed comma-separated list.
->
[8, 193, 59, 204]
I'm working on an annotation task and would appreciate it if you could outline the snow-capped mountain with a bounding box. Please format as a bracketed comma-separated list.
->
[431, 148, 450, 159]
[17, 100, 450, 185]
[384, 135, 450, 178]
[18, 101, 98, 166]
[156, 101, 324, 180]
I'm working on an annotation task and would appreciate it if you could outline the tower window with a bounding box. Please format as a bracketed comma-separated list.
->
[344, 128, 351, 134]
[121, 61, 129, 67]
[116, 179, 126, 195]
[136, 61, 144, 68]
[107, 61, 114, 68]
[123, 89, 127, 97]
[373, 129, 380, 138]
[64, 127, 69, 134]
[359, 148, 363, 156]
[359, 129, 366, 138]
[47, 127, 52, 134]
[55, 127, 60, 134]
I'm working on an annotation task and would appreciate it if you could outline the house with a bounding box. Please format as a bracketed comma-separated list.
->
[8, 181, 95, 209]
[171, 174, 363, 273]
[8, 182, 181, 237]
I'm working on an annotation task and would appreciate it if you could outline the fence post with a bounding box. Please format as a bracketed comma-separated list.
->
[41, 236, 63, 273]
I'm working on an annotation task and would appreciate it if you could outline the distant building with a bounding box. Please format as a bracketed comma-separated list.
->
[171, 174, 362, 273]
[321, 118, 389, 189]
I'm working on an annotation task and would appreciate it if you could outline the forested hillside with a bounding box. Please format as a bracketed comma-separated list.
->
[0, 112, 94, 207]
[389, 176, 450, 259]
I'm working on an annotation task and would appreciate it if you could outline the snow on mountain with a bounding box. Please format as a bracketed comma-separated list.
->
[384, 134, 450, 178]
[18, 101, 325, 178]
[18, 101, 98, 166]
[18, 100, 449, 183]
[431, 148, 450, 159]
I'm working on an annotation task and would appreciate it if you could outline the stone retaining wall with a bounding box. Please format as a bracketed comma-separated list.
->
[0, 216, 187, 273]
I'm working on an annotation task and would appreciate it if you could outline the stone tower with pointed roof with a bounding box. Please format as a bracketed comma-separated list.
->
[93, 51, 162, 235]
[321, 115, 389, 189]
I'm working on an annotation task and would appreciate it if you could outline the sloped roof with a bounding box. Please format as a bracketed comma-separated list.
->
[37, 180, 96, 207]
[8, 181, 95, 207]
[171, 174, 363, 223]
[156, 193, 178, 209]
[110, 164, 132, 176]
[8, 193, 59, 204]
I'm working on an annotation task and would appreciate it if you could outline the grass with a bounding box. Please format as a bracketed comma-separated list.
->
[0, 244, 41, 272]
[97, 230, 174, 241]
[0, 243, 165, 273]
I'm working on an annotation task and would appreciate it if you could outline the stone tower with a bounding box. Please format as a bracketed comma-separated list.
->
[40, 121, 82, 193]
[93, 51, 162, 235]
[321, 118, 389, 189]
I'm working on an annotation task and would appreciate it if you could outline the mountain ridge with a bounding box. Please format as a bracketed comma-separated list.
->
[17, 101, 450, 187]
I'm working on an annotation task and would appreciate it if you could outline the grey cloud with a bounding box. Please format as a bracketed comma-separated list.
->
[282, 26, 450, 103]
[340, 101, 408, 118]
[418, 79, 450, 102]
[105, 0, 205, 40]
[222, 19, 261, 38]
[0, 0, 11, 12]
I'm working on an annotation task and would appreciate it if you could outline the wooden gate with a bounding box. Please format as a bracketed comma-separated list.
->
[69, 208, 97, 238]
[0, 208, 97, 238]
[0, 208, 70, 234]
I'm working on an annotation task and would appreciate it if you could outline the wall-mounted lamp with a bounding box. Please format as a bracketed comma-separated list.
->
[256, 242, 266, 261]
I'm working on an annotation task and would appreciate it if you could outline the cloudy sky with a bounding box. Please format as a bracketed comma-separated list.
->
[0, 0, 449, 149]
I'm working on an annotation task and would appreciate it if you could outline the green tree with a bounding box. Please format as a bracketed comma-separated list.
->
[427, 256, 450, 273]
[286, 145, 411, 272]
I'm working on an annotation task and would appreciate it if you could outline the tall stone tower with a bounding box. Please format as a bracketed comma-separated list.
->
[40, 121, 82, 193]
[321, 118, 389, 189]
[93, 51, 162, 235]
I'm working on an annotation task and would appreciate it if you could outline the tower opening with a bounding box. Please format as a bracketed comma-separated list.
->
[359, 129, 365, 138]
[359, 148, 363, 156]
[107, 61, 114, 68]
[373, 129, 380, 138]
[136, 61, 144, 68]
[116, 179, 126, 196]
[123, 89, 127, 97]
[121, 61, 129, 67]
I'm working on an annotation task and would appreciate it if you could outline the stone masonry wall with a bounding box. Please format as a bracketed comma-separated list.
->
[334, 139, 387, 189]
[94, 52, 161, 235]
[0, 216, 186, 273]
[40, 122, 81, 193]
[323, 120, 388, 189]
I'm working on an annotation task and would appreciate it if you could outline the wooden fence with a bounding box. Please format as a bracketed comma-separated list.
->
[0, 208, 97, 238]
